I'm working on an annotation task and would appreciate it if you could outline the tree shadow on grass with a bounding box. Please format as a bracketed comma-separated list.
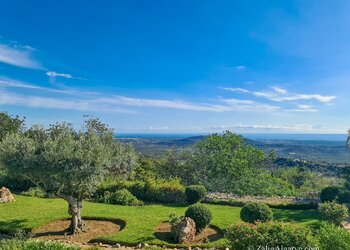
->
[273, 209, 321, 224]
[162, 203, 190, 208]
[0, 219, 28, 233]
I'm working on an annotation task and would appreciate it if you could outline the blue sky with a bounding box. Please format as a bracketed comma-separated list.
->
[0, 0, 349, 133]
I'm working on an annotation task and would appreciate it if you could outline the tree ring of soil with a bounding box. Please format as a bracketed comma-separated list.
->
[155, 222, 223, 244]
[32, 217, 125, 244]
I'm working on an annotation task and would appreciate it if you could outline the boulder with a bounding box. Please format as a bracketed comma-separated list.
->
[171, 217, 196, 244]
[0, 187, 15, 203]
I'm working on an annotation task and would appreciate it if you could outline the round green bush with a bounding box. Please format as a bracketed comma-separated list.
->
[319, 201, 348, 226]
[240, 202, 273, 223]
[185, 204, 213, 232]
[185, 185, 207, 203]
[101, 189, 143, 206]
[320, 186, 340, 203]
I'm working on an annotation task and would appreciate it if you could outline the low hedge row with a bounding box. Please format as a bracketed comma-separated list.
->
[226, 221, 317, 249]
[95, 179, 186, 203]
[203, 198, 318, 210]
[0, 239, 79, 250]
[226, 221, 350, 250]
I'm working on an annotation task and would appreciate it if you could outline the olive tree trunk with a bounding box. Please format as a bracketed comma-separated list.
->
[59, 194, 87, 234]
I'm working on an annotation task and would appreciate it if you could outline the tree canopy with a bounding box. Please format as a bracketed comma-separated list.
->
[0, 116, 137, 234]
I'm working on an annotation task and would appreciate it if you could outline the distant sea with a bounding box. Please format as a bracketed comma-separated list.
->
[116, 133, 347, 141]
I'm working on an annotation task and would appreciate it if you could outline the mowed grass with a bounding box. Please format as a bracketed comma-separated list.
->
[0, 195, 321, 247]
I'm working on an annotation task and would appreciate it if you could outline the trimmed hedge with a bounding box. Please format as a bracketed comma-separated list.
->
[185, 185, 206, 203]
[240, 202, 273, 223]
[204, 197, 317, 210]
[225, 221, 317, 250]
[145, 180, 185, 203]
[185, 204, 213, 232]
[95, 179, 185, 204]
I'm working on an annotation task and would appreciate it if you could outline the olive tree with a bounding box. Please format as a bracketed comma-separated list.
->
[0, 112, 25, 141]
[0, 117, 137, 234]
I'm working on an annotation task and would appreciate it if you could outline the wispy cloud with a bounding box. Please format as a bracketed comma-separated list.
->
[290, 104, 318, 112]
[0, 78, 71, 94]
[0, 78, 231, 113]
[236, 65, 246, 71]
[149, 126, 169, 130]
[208, 124, 314, 131]
[222, 86, 336, 103]
[93, 96, 232, 112]
[0, 43, 43, 69]
[46, 71, 85, 80]
[222, 98, 281, 111]
[0, 78, 319, 115]
[0, 90, 133, 114]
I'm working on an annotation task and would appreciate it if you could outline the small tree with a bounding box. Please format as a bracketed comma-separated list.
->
[0, 117, 137, 234]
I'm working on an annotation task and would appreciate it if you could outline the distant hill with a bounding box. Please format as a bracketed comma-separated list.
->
[117, 134, 350, 164]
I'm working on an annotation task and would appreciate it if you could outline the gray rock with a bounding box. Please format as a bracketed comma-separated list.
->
[171, 217, 196, 244]
[0, 187, 15, 203]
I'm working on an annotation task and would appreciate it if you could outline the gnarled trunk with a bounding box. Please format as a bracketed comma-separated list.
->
[59, 194, 87, 234]
[68, 199, 87, 234]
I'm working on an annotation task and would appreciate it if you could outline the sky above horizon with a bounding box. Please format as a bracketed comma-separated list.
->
[0, 0, 349, 134]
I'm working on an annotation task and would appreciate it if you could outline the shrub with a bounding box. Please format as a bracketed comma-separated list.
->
[185, 185, 206, 203]
[0, 239, 79, 250]
[95, 179, 186, 203]
[100, 189, 143, 206]
[185, 204, 212, 232]
[317, 222, 350, 250]
[319, 201, 348, 226]
[129, 181, 147, 200]
[240, 202, 273, 223]
[168, 212, 181, 226]
[338, 190, 350, 204]
[225, 222, 317, 250]
[145, 179, 185, 203]
[20, 187, 46, 198]
[320, 186, 340, 202]
[113, 189, 144, 206]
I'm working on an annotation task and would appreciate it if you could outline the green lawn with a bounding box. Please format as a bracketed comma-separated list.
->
[0, 195, 321, 247]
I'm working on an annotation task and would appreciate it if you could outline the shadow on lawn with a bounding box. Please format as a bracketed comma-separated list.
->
[273, 209, 321, 223]
[162, 203, 190, 208]
[0, 219, 28, 233]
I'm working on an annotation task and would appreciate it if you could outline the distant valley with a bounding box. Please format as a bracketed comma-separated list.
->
[117, 134, 350, 164]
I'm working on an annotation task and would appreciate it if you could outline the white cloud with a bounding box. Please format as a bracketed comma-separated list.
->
[208, 124, 314, 131]
[1, 78, 320, 115]
[93, 96, 232, 112]
[271, 86, 288, 94]
[0, 78, 71, 94]
[46, 71, 85, 80]
[223, 86, 336, 103]
[0, 90, 133, 114]
[222, 98, 281, 111]
[149, 126, 169, 130]
[290, 104, 318, 112]
[236, 65, 246, 71]
[0, 44, 43, 69]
